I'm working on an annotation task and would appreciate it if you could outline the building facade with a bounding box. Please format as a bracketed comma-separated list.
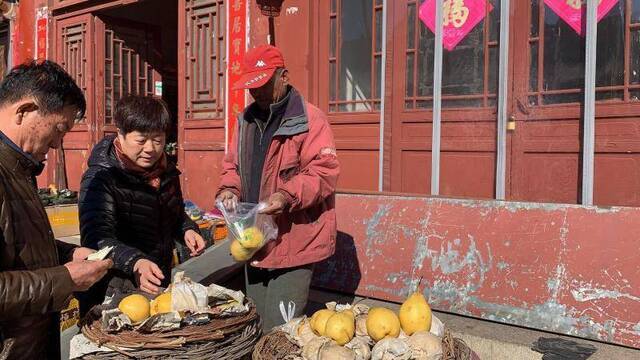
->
[15, 0, 638, 209]
[6, 0, 640, 348]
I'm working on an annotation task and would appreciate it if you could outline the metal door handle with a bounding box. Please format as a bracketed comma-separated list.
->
[507, 115, 516, 131]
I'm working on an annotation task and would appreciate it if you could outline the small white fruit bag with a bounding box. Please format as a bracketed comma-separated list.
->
[216, 201, 278, 262]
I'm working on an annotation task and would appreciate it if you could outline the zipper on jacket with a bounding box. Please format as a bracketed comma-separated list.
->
[256, 111, 274, 146]
[238, 120, 248, 200]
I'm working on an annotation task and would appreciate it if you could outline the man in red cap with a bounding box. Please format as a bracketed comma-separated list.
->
[216, 44, 339, 329]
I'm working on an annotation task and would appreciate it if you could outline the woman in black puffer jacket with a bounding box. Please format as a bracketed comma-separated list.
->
[77, 95, 206, 315]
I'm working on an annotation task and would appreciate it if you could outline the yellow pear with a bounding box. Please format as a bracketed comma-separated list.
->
[342, 308, 356, 322]
[366, 307, 401, 342]
[399, 291, 432, 335]
[230, 239, 254, 261]
[325, 311, 356, 345]
[309, 309, 335, 336]
[150, 292, 172, 316]
[238, 226, 264, 249]
[118, 294, 150, 324]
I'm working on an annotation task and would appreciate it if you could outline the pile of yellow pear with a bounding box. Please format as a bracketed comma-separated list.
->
[230, 226, 264, 261]
[307, 290, 432, 346]
[118, 291, 173, 324]
[310, 308, 355, 345]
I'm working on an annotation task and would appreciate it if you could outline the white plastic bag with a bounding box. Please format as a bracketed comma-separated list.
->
[217, 201, 278, 262]
[172, 272, 209, 313]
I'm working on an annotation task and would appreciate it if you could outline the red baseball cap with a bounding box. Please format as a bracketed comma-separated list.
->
[232, 45, 285, 90]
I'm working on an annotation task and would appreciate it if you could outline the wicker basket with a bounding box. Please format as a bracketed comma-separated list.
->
[252, 329, 479, 360]
[78, 300, 262, 359]
[252, 330, 301, 360]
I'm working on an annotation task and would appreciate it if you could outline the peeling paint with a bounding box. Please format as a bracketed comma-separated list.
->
[425, 279, 616, 342]
[497, 261, 509, 270]
[425, 234, 492, 299]
[341, 194, 627, 214]
[571, 287, 640, 303]
[547, 264, 566, 299]
[364, 204, 391, 258]
[386, 272, 407, 285]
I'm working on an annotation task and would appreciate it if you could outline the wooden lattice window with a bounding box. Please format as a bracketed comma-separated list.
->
[0, 23, 8, 81]
[527, 0, 640, 105]
[404, 0, 500, 110]
[60, 22, 89, 123]
[329, 0, 384, 113]
[103, 23, 160, 124]
[185, 0, 226, 120]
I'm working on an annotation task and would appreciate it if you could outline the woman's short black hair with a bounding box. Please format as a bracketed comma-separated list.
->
[115, 95, 171, 135]
[0, 60, 86, 119]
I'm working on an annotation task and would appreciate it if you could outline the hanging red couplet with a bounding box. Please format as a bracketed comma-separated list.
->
[227, 0, 247, 148]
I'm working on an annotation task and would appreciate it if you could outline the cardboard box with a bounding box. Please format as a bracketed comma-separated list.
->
[45, 204, 79, 238]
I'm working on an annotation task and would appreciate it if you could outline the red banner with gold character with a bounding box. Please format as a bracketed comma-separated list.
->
[35, 8, 48, 61]
[227, 0, 247, 149]
[420, 0, 492, 51]
[544, 0, 617, 36]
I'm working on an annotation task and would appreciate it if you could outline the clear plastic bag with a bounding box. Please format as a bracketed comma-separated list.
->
[216, 201, 278, 262]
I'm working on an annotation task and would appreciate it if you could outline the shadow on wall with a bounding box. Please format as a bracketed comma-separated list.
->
[309, 231, 362, 312]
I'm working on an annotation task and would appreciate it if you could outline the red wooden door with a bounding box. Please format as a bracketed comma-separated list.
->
[509, 0, 640, 206]
[316, 0, 384, 192]
[54, 14, 96, 191]
[178, 0, 227, 207]
[388, 0, 501, 197]
[95, 15, 163, 140]
[54, 13, 163, 190]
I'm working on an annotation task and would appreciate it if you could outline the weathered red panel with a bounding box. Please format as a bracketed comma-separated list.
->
[594, 153, 640, 206]
[181, 150, 225, 209]
[335, 150, 378, 191]
[440, 151, 495, 199]
[517, 153, 580, 204]
[63, 149, 89, 191]
[314, 194, 640, 348]
[400, 150, 431, 193]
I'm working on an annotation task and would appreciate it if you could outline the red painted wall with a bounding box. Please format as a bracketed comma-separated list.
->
[314, 193, 640, 348]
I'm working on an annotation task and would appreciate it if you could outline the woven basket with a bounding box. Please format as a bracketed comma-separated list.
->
[252, 329, 479, 360]
[78, 300, 262, 359]
[252, 330, 301, 360]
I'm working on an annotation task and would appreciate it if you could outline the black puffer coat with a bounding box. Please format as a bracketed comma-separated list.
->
[78, 136, 197, 314]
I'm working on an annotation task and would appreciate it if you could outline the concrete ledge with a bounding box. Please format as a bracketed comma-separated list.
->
[172, 239, 242, 285]
[308, 288, 640, 360]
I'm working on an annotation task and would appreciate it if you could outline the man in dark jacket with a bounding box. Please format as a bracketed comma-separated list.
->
[0, 61, 112, 359]
[78, 95, 205, 315]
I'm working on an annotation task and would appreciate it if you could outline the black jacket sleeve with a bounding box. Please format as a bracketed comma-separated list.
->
[79, 168, 147, 276]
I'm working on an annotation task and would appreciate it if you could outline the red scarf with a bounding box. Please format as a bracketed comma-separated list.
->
[113, 137, 167, 190]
